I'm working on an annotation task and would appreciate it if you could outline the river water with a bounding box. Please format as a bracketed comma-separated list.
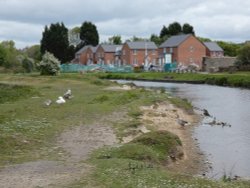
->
[117, 80, 250, 179]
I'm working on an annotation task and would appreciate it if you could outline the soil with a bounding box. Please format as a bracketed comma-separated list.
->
[0, 98, 206, 187]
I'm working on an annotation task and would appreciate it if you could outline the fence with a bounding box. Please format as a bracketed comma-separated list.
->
[60, 64, 133, 73]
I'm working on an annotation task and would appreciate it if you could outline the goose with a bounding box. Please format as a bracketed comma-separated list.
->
[56, 96, 66, 104]
[44, 99, 52, 106]
[63, 89, 72, 99]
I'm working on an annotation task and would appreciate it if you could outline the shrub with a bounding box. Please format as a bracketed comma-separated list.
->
[39, 51, 60, 75]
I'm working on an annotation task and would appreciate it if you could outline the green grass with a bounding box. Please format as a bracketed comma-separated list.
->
[1, 73, 250, 187]
[98, 72, 250, 88]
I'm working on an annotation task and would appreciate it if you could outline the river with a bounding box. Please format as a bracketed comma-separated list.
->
[117, 80, 250, 179]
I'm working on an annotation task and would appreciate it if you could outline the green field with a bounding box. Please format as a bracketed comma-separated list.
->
[0, 73, 249, 187]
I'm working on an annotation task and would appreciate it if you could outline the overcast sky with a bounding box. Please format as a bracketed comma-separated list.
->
[1, 0, 250, 48]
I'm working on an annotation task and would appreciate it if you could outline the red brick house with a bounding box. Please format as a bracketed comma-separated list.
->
[203, 42, 224, 57]
[159, 34, 206, 69]
[95, 44, 122, 65]
[74, 45, 97, 65]
[121, 41, 158, 67]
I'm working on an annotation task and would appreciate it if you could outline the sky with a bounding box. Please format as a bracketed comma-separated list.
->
[0, 0, 250, 49]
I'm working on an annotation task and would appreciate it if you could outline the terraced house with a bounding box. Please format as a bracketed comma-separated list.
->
[73, 34, 224, 70]
[121, 41, 158, 66]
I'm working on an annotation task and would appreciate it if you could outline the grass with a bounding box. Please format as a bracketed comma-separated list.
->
[98, 71, 250, 88]
[1, 73, 250, 187]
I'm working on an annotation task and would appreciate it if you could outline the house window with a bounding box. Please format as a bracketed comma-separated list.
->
[152, 49, 156, 55]
[189, 58, 194, 63]
[133, 49, 137, 55]
[133, 58, 138, 65]
[169, 48, 173, 53]
[163, 48, 166, 54]
[189, 46, 194, 52]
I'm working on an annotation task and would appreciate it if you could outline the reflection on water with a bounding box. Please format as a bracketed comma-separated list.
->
[117, 80, 250, 179]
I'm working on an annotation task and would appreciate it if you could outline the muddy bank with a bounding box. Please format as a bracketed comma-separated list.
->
[139, 102, 206, 175]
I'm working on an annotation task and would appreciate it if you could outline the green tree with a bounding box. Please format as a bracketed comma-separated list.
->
[217, 41, 241, 56]
[108, 35, 122, 44]
[0, 44, 7, 67]
[150, 34, 164, 46]
[39, 51, 60, 75]
[160, 25, 169, 38]
[198, 37, 212, 42]
[23, 45, 41, 62]
[237, 44, 250, 65]
[0, 40, 19, 68]
[40, 22, 72, 63]
[168, 22, 182, 35]
[22, 57, 34, 73]
[182, 23, 195, 35]
[79, 21, 99, 47]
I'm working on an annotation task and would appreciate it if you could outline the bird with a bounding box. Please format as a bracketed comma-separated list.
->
[56, 96, 66, 104]
[176, 114, 189, 127]
[44, 99, 52, 106]
[63, 89, 72, 99]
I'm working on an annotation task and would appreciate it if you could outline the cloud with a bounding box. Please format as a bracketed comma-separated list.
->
[0, 0, 250, 48]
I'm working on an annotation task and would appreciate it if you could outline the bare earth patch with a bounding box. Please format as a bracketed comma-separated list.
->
[140, 102, 206, 175]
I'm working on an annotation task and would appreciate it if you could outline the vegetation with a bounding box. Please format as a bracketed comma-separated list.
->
[216, 41, 241, 57]
[98, 72, 250, 89]
[237, 43, 250, 66]
[79, 21, 99, 48]
[108, 35, 122, 45]
[40, 22, 74, 63]
[39, 51, 60, 75]
[0, 73, 249, 188]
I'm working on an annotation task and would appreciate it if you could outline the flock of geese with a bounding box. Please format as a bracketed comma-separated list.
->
[44, 89, 72, 106]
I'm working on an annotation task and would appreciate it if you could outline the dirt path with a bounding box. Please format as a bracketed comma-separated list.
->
[0, 114, 120, 188]
[0, 100, 205, 187]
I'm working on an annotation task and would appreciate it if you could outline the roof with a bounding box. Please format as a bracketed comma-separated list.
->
[126, 41, 157, 50]
[100, 44, 123, 52]
[90, 46, 98, 53]
[203, 42, 224, 52]
[76, 45, 99, 55]
[159, 34, 192, 48]
[76, 45, 90, 55]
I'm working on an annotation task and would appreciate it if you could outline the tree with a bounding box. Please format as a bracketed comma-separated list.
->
[150, 34, 163, 46]
[182, 23, 195, 35]
[160, 25, 169, 38]
[217, 41, 241, 57]
[0, 44, 7, 67]
[40, 22, 71, 63]
[22, 57, 34, 73]
[130, 36, 148, 42]
[23, 45, 41, 62]
[236, 44, 250, 65]
[39, 51, 60, 75]
[0, 40, 19, 68]
[79, 21, 99, 47]
[168, 22, 182, 35]
[108, 35, 122, 44]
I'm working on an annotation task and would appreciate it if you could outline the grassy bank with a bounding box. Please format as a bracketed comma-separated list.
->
[98, 72, 250, 88]
[0, 73, 249, 187]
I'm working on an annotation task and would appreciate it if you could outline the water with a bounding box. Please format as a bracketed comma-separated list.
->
[117, 80, 250, 179]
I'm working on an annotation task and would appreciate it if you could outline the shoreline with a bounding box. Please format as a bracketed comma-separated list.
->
[139, 102, 207, 176]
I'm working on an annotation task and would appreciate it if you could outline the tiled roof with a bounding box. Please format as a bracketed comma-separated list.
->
[101, 44, 123, 52]
[126, 41, 157, 50]
[159, 34, 191, 48]
[76, 45, 90, 55]
[203, 42, 224, 51]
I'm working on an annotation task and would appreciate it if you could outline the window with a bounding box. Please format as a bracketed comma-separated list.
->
[169, 48, 173, 53]
[133, 49, 137, 55]
[163, 48, 166, 53]
[133, 58, 138, 65]
[152, 49, 156, 55]
[189, 46, 194, 52]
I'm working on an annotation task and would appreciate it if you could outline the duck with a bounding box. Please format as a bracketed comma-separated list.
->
[63, 89, 72, 99]
[56, 96, 66, 104]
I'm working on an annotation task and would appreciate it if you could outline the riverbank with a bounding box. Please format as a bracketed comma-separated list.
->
[0, 73, 250, 187]
[98, 71, 250, 89]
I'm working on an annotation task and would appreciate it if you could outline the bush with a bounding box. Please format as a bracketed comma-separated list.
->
[22, 57, 34, 73]
[39, 52, 60, 75]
